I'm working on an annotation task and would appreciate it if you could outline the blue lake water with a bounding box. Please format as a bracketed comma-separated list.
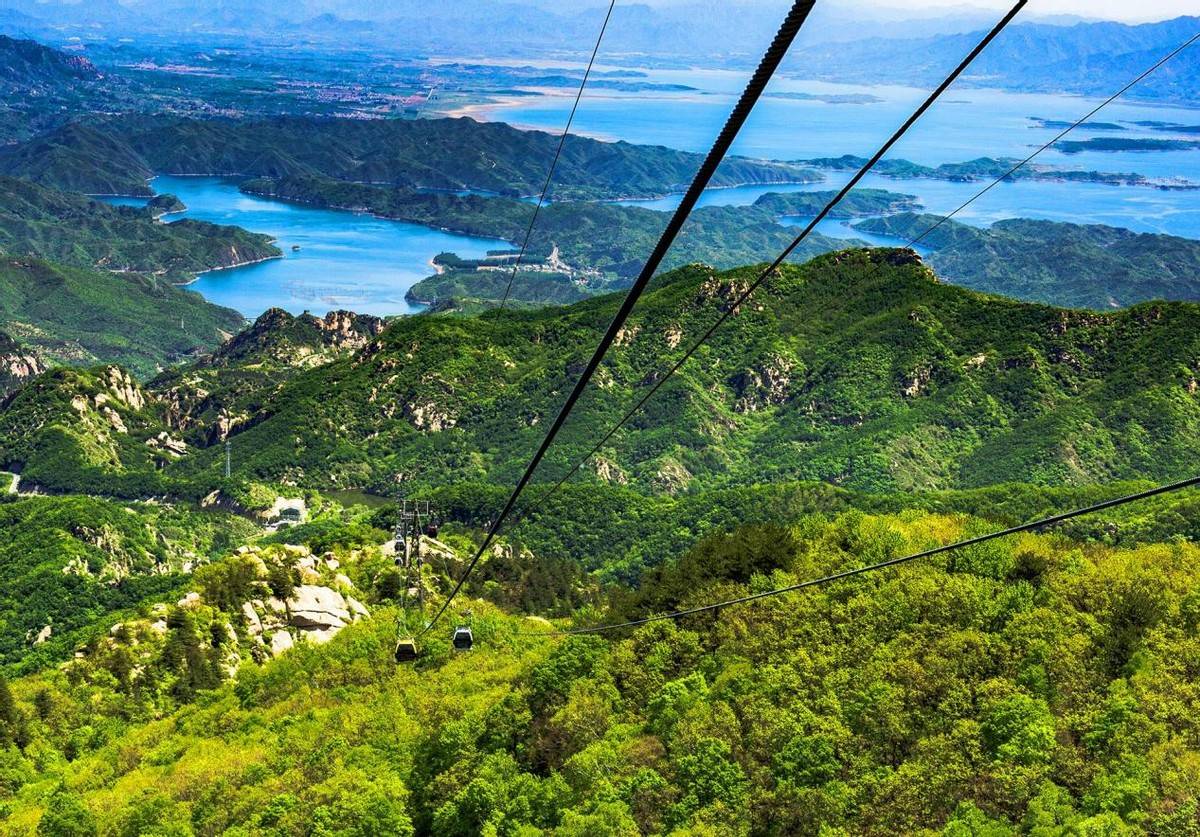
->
[103, 78, 1200, 319]
[615, 173, 1200, 240]
[106, 176, 512, 318]
[479, 75, 1200, 239]
[488, 68, 1200, 174]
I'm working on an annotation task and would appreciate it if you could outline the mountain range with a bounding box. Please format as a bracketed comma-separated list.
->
[2, 3, 1195, 104]
[1, 7, 1200, 835]
[784, 15, 1200, 104]
[0, 115, 811, 200]
[6, 250, 1200, 508]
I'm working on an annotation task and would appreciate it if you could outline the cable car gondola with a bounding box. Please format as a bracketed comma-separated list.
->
[452, 625, 473, 651]
[394, 637, 419, 663]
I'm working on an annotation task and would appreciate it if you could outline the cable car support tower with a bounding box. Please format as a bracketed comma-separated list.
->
[393, 497, 433, 662]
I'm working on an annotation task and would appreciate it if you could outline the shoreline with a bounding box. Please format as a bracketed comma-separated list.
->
[238, 188, 518, 248]
[178, 253, 285, 285]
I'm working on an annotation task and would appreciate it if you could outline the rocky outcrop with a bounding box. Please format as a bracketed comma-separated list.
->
[697, 270, 751, 313]
[229, 543, 372, 657]
[594, 456, 629, 485]
[247, 582, 371, 654]
[203, 308, 385, 369]
[403, 399, 457, 432]
[150, 309, 387, 442]
[652, 458, 693, 494]
[270, 630, 294, 657]
[284, 585, 352, 633]
[901, 367, 932, 398]
[104, 366, 145, 411]
[145, 431, 187, 456]
[0, 331, 44, 399]
[732, 354, 794, 413]
[260, 496, 307, 527]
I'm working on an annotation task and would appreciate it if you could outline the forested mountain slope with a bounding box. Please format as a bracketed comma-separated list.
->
[0, 35, 97, 89]
[169, 250, 1200, 494]
[5, 249, 1200, 499]
[0, 115, 816, 200]
[0, 259, 245, 377]
[857, 214, 1200, 309]
[0, 36, 114, 141]
[1, 505, 1198, 834]
[0, 124, 154, 196]
[0, 175, 279, 279]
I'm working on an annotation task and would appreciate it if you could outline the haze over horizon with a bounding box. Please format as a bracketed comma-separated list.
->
[9, 0, 1195, 26]
[610, 0, 1193, 24]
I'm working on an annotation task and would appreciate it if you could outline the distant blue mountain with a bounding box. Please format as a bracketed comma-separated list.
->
[2, 1, 1196, 106]
[785, 16, 1200, 105]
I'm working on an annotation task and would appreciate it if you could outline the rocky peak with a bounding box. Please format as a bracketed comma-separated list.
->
[204, 308, 386, 368]
[313, 309, 386, 345]
[0, 331, 45, 400]
[104, 366, 145, 411]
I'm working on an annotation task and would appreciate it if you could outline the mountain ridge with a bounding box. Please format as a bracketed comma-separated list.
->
[6, 249, 1200, 502]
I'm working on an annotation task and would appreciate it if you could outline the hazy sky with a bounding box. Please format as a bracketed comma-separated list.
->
[869, 0, 1194, 21]
[634, 0, 1194, 24]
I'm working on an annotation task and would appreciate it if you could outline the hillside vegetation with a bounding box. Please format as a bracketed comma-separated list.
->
[0, 259, 245, 377]
[165, 251, 1200, 494]
[5, 250, 1200, 502]
[857, 215, 1200, 309]
[0, 494, 258, 674]
[0, 115, 817, 201]
[0, 506, 1198, 833]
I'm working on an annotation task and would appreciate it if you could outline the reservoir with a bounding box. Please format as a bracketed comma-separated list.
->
[106, 175, 513, 318]
[471, 79, 1200, 239]
[106, 79, 1200, 321]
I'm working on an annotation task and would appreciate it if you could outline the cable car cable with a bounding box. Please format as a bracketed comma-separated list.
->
[510, 0, 1027, 525]
[518, 475, 1200, 637]
[419, 0, 821, 638]
[509, 31, 1200, 635]
[497, 0, 619, 311]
